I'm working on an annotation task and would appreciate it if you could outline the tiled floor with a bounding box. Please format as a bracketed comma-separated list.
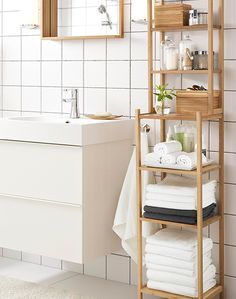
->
[0, 256, 153, 299]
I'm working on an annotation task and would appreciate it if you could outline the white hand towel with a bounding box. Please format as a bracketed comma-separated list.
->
[154, 141, 182, 156]
[146, 265, 216, 288]
[147, 279, 216, 297]
[177, 152, 208, 168]
[145, 252, 212, 271]
[146, 228, 213, 252]
[145, 244, 213, 262]
[146, 175, 217, 197]
[144, 152, 162, 166]
[113, 132, 158, 263]
[161, 151, 182, 165]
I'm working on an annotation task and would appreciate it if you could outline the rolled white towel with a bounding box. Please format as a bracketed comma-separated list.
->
[161, 151, 182, 165]
[144, 152, 162, 166]
[154, 141, 182, 157]
[177, 152, 208, 168]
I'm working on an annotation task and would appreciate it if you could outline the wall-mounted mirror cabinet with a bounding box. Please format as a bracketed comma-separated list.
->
[41, 0, 124, 40]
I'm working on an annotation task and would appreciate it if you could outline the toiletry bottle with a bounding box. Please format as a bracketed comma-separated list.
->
[166, 126, 174, 142]
[183, 126, 195, 153]
[179, 35, 194, 70]
[174, 123, 185, 148]
[194, 134, 207, 156]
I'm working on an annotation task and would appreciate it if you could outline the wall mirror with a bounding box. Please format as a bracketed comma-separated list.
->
[41, 0, 124, 39]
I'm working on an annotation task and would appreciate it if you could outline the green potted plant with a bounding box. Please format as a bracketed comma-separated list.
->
[154, 84, 176, 115]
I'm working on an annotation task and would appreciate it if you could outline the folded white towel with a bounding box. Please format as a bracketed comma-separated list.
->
[145, 252, 212, 271]
[145, 244, 212, 261]
[146, 175, 217, 197]
[147, 279, 216, 297]
[146, 264, 216, 288]
[154, 141, 182, 156]
[145, 199, 195, 210]
[146, 228, 213, 252]
[177, 152, 208, 168]
[161, 151, 182, 165]
[146, 260, 200, 277]
[144, 152, 162, 166]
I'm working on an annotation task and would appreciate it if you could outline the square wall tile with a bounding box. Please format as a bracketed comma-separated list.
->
[2, 37, 21, 61]
[84, 39, 106, 60]
[107, 33, 130, 60]
[63, 40, 83, 60]
[42, 62, 62, 87]
[22, 62, 41, 86]
[42, 87, 62, 113]
[62, 61, 83, 87]
[225, 184, 236, 215]
[131, 89, 148, 116]
[131, 61, 148, 89]
[107, 89, 130, 116]
[107, 254, 130, 284]
[2, 11, 21, 36]
[84, 88, 106, 114]
[3, 61, 21, 85]
[131, 32, 148, 60]
[22, 252, 41, 265]
[225, 0, 236, 28]
[107, 61, 130, 88]
[84, 256, 106, 279]
[3, 86, 21, 110]
[22, 36, 41, 61]
[42, 256, 62, 269]
[225, 61, 236, 91]
[2, 248, 21, 260]
[62, 261, 84, 274]
[22, 87, 41, 112]
[42, 40, 62, 60]
[225, 92, 236, 121]
[84, 61, 106, 88]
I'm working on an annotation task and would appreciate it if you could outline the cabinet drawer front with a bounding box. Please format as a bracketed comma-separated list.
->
[0, 195, 83, 263]
[0, 141, 83, 206]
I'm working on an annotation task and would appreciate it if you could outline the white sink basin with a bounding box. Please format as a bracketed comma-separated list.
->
[0, 116, 134, 146]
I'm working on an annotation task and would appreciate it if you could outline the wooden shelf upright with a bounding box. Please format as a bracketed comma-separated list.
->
[136, 0, 225, 298]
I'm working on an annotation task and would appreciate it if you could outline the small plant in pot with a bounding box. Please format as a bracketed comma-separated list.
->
[154, 84, 176, 115]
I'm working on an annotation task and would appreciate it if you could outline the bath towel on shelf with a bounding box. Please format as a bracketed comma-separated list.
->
[144, 203, 216, 218]
[147, 279, 216, 297]
[177, 152, 208, 168]
[146, 228, 213, 251]
[113, 132, 158, 263]
[146, 264, 216, 288]
[154, 141, 182, 156]
[145, 252, 212, 272]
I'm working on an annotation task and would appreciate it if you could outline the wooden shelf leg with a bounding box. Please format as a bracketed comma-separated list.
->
[196, 112, 203, 299]
[136, 109, 143, 299]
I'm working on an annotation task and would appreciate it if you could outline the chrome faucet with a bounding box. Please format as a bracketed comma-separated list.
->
[63, 89, 80, 119]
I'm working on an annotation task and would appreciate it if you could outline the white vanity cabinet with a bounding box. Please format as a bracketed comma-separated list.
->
[0, 118, 134, 263]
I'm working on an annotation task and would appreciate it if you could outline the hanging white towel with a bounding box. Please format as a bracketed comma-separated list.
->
[113, 132, 158, 263]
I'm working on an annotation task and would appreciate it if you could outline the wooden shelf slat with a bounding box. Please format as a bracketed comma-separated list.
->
[139, 113, 223, 121]
[139, 164, 220, 176]
[141, 284, 223, 299]
[152, 24, 221, 32]
[152, 69, 221, 75]
[140, 215, 221, 228]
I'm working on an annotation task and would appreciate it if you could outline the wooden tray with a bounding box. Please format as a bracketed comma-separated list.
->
[85, 114, 123, 120]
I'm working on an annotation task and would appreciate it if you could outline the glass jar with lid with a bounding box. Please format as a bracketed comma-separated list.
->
[160, 36, 178, 71]
[179, 35, 194, 70]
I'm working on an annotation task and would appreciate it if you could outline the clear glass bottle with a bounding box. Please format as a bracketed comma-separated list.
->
[161, 36, 178, 71]
[179, 35, 194, 70]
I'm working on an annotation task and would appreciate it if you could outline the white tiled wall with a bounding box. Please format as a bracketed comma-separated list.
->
[0, 0, 236, 296]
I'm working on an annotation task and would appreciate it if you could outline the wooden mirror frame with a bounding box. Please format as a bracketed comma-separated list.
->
[41, 0, 124, 40]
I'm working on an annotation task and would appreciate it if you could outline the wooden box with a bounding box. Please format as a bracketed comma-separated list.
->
[154, 4, 192, 28]
[176, 91, 220, 115]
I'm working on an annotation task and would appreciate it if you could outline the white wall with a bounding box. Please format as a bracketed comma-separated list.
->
[0, 0, 236, 296]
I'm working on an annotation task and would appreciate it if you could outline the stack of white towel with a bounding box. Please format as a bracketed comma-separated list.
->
[144, 175, 217, 224]
[145, 228, 216, 297]
[144, 141, 208, 168]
